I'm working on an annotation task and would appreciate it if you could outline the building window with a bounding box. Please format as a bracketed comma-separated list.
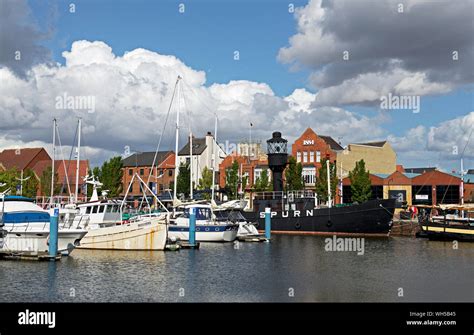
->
[310, 151, 314, 163]
[169, 170, 173, 177]
[129, 185, 133, 193]
[302, 167, 316, 185]
[316, 151, 321, 163]
[159, 169, 163, 176]
[140, 169, 144, 176]
[129, 169, 133, 176]
[254, 168, 262, 183]
[303, 152, 308, 163]
[296, 152, 301, 163]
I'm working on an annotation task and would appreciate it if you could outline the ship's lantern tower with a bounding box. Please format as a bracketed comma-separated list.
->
[266, 131, 288, 192]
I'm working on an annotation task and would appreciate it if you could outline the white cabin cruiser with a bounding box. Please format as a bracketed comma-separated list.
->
[0, 196, 87, 256]
[169, 204, 239, 242]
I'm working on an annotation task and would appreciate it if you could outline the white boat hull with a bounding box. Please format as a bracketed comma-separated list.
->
[77, 220, 168, 250]
[168, 227, 238, 242]
[1, 229, 87, 255]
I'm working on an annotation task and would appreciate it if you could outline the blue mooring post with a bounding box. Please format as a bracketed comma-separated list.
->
[189, 207, 196, 246]
[48, 208, 59, 259]
[265, 207, 271, 240]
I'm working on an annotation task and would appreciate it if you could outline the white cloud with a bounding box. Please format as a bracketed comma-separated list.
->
[279, 0, 474, 106]
[388, 112, 474, 168]
[0, 40, 386, 166]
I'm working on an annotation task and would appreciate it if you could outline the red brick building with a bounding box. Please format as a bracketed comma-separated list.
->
[121, 151, 175, 205]
[291, 128, 343, 188]
[342, 168, 471, 206]
[218, 154, 269, 191]
[0, 147, 89, 198]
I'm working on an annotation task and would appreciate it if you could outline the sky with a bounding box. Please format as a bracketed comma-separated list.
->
[0, 0, 473, 171]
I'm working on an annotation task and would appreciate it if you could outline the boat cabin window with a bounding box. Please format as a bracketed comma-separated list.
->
[183, 207, 211, 220]
[106, 205, 112, 213]
[98, 205, 105, 213]
[86, 206, 92, 214]
[92, 206, 98, 214]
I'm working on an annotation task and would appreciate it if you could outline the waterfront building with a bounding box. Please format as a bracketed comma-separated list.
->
[291, 128, 343, 189]
[218, 154, 269, 192]
[178, 131, 226, 189]
[342, 167, 472, 208]
[0, 147, 89, 199]
[237, 140, 265, 160]
[121, 151, 175, 206]
[337, 141, 397, 178]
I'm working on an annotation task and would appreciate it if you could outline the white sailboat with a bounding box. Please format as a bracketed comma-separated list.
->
[169, 204, 239, 242]
[165, 77, 239, 242]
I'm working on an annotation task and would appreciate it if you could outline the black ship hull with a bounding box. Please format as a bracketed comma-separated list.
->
[242, 198, 396, 236]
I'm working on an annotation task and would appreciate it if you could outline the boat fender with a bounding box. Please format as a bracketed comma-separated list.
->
[295, 222, 301, 229]
[46, 234, 50, 246]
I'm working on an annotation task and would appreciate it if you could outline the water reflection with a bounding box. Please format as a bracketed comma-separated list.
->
[0, 236, 472, 302]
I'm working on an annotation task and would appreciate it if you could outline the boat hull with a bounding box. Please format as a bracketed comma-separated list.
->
[242, 199, 396, 236]
[419, 223, 474, 242]
[168, 225, 238, 242]
[77, 220, 168, 250]
[1, 229, 87, 255]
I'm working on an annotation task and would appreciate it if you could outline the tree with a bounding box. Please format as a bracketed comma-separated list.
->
[198, 166, 213, 190]
[40, 167, 61, 197]
[99, 156, 123, 197]
[0, 168, 19, 194]
[315, 158, 338, 203]
[197, 166, 213, 200]
[225, 160, 239, 199]
[254, 169, 271, 192]
[285, 156, 304, 191]
[0, 168, 38, 198]
[349, 159, 372, 203]
[21, 169, 38, 198]
[176, 162, 191, 198]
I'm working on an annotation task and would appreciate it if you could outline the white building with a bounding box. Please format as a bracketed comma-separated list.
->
[178, 132, 227, 188]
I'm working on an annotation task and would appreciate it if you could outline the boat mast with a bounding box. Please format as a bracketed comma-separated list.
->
[211, 114, 217, 203]
[50, 118, 56, 208]
[460, 157, 464, 218]
[173, 76, 182, 206]
[327, 159, 332, 208]
[189, 131, 193, 200]
[74, 118, 82, 202]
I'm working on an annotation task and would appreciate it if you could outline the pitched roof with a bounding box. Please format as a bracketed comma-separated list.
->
[354, 141, 387, 148]
[404, 167, 437, 174]
[319, 135, 344, 151]
[122, 151, 173, 167]
[178, 138, 207, 156]
[0, 148, 48, 170]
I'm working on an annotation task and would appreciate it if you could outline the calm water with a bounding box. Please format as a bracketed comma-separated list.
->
[0, 236, 473, 302]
